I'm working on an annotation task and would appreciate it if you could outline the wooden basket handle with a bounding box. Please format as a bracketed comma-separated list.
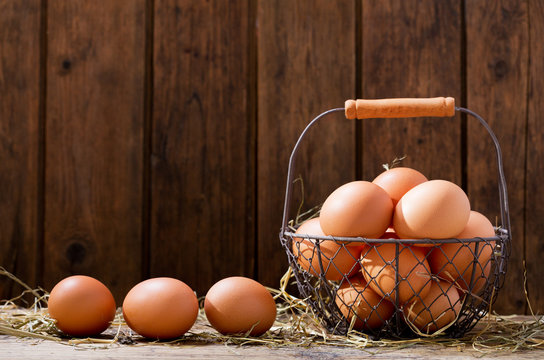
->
[345, 97, 455, 119]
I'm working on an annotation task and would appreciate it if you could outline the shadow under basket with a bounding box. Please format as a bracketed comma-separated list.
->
[279, 98, 512, 339]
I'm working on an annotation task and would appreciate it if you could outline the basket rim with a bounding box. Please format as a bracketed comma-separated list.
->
[283, 230, 508, 245]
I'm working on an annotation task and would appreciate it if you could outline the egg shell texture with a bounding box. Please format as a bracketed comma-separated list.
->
[361, 243, 432, 304]
[429, 211, 495, 294]
[335, 276, 395, 330]
[372, 167, 428, 206]
[293, 218, 362, 281]
[122, 277, 199, 339]
[48, 275, 116, 337]
[393, 180, 471, 239]
[204, 277, 276, 336]
[320, 181, 393, 238]
[403, 279, 461, 334]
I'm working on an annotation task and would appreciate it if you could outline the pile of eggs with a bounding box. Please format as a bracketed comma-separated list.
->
[47, 275, 276, 339]
[292, 167, 496, 335]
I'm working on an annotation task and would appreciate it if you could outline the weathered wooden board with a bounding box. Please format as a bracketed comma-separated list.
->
[0, 331, 542, 359]
[151, 0, 253, 296]
[0, 0, 41, 299]
[526, 0, 544, 314]
[44, 0, 145, 302]
[361, 0, 462, 183]
[466, 0, 529, 313]
[0, 306, 543, 360]
[257, 0, 356, 289]
[0, 0, 542, 316]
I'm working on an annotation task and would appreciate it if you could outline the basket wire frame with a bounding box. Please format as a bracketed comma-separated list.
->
[279, 107, 512, 338]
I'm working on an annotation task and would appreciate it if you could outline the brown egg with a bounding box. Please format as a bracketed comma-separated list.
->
[293, 218, 362, 281]
[429, 211, 495, 294]
[48, 275, 116, 337]
[361, 243, 432, 304]
[335, 276, 395, 330]
[393, 180, 470, 239]
[372, 167, 428, 206]
[403, 279, 461, 334]
[122, 278, 199, 339]
[320, 181, 393, 238]
[204, 277, 276, 336]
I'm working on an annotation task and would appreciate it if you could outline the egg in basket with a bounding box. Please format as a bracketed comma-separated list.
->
[279, 98, 511, 338]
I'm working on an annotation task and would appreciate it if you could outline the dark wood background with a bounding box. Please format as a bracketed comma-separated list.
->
[0, 0, 541, 315]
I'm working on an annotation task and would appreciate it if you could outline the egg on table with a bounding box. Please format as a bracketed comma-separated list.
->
[204, 277, 276, 336]
[122, 277, 199, 339]
[48, 275, 116, 337]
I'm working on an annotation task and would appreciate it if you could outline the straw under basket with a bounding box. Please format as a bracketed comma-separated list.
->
[279, 97, 511, 338]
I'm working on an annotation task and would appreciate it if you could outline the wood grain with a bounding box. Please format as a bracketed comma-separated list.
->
[151, 0, 253, 296]
[526, 0, 544, 314]
[2, 315, 544, 359]
[0, 1, 41, 299]
[361, 0, 462, 183]
[0, 335, 541, 359]
[257, 0, 356, 289]
[44, 0, 145, 302]
[466, 0, 529, 314]
[1, 0, 543, 315]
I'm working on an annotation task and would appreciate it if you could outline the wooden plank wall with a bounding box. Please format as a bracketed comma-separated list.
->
[257, 0, 356, 290]
[151, 0, 254, 293]
[0, 0, 41, 300]
[0, 0, 541, 315]
[44, 0, 145, 304]
[466, 0, 529, 314]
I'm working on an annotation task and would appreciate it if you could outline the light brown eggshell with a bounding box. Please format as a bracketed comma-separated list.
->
[429, 211, 495, 294]
[380, 227, 399, 239]
[204, 277, 276, 336]
[393, 180, 470, 239]
[335, 276, 395, 330]
[361, 243, 432, 304]
[48, 275, 116, 337]
[320, 181, 393, 238]
[372, 167, 428, 206]
[122, 277, 199, 339]
[293, 218, 362, 281]
[403, 279, 461, 334]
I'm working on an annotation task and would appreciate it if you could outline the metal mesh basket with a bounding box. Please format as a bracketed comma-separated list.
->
[279, 98, 511, 338]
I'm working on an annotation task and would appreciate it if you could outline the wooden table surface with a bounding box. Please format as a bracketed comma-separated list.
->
[2, 314, 544, 360]
[1, 333, 542, 360]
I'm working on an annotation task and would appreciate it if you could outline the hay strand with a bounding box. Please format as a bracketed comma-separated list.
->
[1, 267, 544, 355]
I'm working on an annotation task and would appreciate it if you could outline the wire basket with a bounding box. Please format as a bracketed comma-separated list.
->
[279, 98, 511, 338]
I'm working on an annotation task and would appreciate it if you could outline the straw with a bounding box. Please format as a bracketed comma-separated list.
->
[0, 266, 543, 354]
